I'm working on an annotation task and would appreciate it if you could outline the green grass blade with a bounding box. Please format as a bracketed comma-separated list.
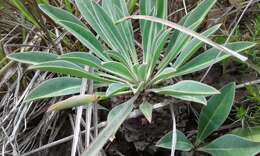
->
[11, 0, 40, 27]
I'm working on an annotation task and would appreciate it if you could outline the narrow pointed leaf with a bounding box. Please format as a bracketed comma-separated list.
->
[148, 29, 170, 77]
[57, 20, 109, 61]
[8, 52, 58, 65]
[199, 134, 260, 156]
[59, 52, 102, 69]
[102, 0, 137, 63]
[133, 64, 148, 81]
[166, 0, 217, 54]
[153, 67, 176, 84]
[11, 0, 40, 27]
[197, 82, 235, 143]
[119, 16, 248, 62]
[139, 101, 153, 123]
[150, 80, 219, 96]
[29, 60, 112, 83]
[140, 0, 167, 63]
[156, 130, 194, 151]
[75, 0, 132, 65]
[39, 4, 108, 61]
[81, 95, 138, 156]
[102, 61, 135, 81]
[39, 4, 84, 26]
[139, 0, 155, 33]
[172, 95, 207, 105]
[159, 20, 202, 70]
[175, 42, 255, 76]
[183, 0, 216, 27]
[106, 83, 129, 97]
[25, 77, 81, 102]
[173, 24, 221, 68]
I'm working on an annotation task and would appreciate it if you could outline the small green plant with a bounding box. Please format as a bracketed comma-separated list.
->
[7, 0, 255, 155]
[157, 83, 260, 156]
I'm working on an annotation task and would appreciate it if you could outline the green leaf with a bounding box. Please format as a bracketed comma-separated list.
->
[139, 0, 155, 32]
[75, 0, 132, 65]
[29, 60, 112, 83]
[197, 82, 235, 143]
[48, 94, 97, 111]
[39, 4, 84, 26]
[59, 52, 102, 69]
[133, 64, 148, 81]
[175, 42, 255, 76]
[106, 50, 128, 65]
[153, 67, 176, 84]
[59, 20, 109, 61]
[183, 0, 216, 28]
[139, 0, 167, 64]
[121, 16, 248, 63]
[171, 95, 207, 105]
[8, 52, 58, 65]
[102, 0, 138, 63]
[139, 101, 153, 123]
[36, 0, 49, 4]
[11, 0, 40, 27]
[159, 20, 202, 70]
[81, 95, 138, 156]
[106, 83, 129, 97]
[39, 4, 108, 61]
[102, 61, 135, 82]
[128, 0, 137, 14]
[173, 24, 221, 68]
[142, 11, 157, 63]
[231, 127, 260, 142]
[150, 80, 219, 96]
[156, 130, 194, 151]
[64, 0, 72, 12]
[25, 77, 82, 102]
[199, 134, 260, 156]
[166, 0, 216, 53]
[155, 0, 168, 19]
[147, 29, 170, 78]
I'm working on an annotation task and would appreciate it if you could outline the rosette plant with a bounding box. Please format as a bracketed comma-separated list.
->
[8, 0, 255, 155]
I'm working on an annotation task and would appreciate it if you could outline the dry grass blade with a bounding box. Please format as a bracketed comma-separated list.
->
[169, 104, 176, 156]
[19, 101, 171, 155]
[117, 15, 248, 62]
[71, 67, 88, 156]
